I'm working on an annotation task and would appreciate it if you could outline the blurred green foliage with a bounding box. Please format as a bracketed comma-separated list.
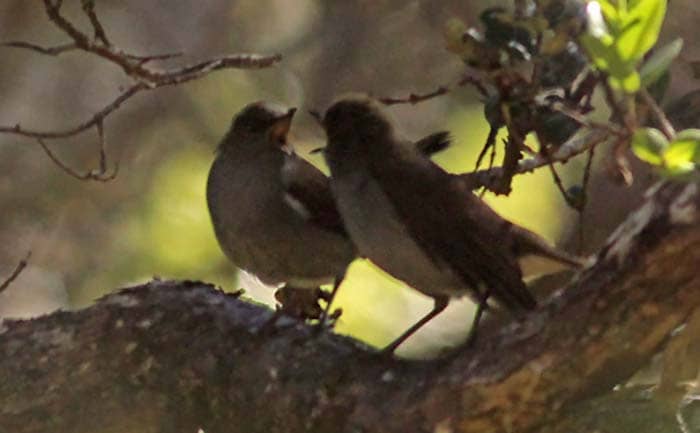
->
[633, 127, 700, 178]
[582, 0, 667, 92]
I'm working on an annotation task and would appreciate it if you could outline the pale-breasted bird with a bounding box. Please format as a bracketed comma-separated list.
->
[321, 95, 584, 353]
[206, 101, 451, 324]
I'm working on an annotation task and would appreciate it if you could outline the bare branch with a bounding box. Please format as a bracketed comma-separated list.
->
[474, 126, 499, 170]
[378, 74, 489, 106]
[0, 41, 78, 56]
[126, 51, 184, 65]
[40, 0, 282, 83]
[465, 128, 609, 191]
[0, 252, 31, 295]
[547, 100, 625, 138]
[81, 0, 110, 46]
[379, 86, 449, 105]
[37, 137, 117, 182]
[160, 53, 283, 84]
[0, 0, 283, 185]
[0, 83, 147, 139]
[576, 146, 596, 253]
[1, 40, 183, 67]
[640, 88, 676, 139]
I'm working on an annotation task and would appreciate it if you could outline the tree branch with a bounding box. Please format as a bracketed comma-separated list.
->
[0, 1, 282, 182]
[1, 181, 699, 432]
[463, 128, 609, 191]
[0, 251, 30, 295]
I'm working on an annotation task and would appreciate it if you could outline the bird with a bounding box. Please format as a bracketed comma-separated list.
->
[320, 95, 584, 354]
[206, 101, 452, 326]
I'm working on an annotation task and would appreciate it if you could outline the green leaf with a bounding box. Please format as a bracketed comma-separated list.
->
[658, 129, 700, 175]
[620, 70, 641, 93]
[640, 38, 682, 88]
[617, 0, 667, 63]
[674, 128, 700, 143]
[582, 0, 669, 94]
[580, 33, 612, 70]
[671, 129, 700, 163]
[664, 141, 697, 168]
[631, 127, 668, 165]
[598, 0, 619, 21]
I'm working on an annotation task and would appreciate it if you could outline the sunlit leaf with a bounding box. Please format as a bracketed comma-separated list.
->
[620, 70, 641, 93]
[582, 0, 668, 94]
[664, 140, 697, 168]
[631, 127, 668, 165]
[670, 129, 700, 163]
[617, 0, 667, 63]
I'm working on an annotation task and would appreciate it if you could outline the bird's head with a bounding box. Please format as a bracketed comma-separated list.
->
[220, 101, 296, 152]
[322, 95, 393, 150]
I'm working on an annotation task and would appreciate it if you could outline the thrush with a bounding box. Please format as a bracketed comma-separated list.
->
[321, 95, 583, 353]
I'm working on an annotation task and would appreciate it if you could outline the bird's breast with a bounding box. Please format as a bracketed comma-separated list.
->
[332, 172, 465, 297]
[207, 153, 353, 286]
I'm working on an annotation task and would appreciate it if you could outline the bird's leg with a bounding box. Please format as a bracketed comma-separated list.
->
[466, 288, 492, 347]
[274, 285, 325, 322]
[381, 295, 449, 356]
[316, 271, 346, 331]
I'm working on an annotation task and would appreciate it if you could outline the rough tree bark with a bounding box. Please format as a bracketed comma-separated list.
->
[1, 180, 700, 433]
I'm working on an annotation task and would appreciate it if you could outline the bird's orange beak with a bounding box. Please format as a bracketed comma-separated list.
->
[270, 108, 297, 146]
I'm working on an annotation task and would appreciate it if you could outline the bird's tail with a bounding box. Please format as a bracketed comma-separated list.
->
[511, 226, 587, 279]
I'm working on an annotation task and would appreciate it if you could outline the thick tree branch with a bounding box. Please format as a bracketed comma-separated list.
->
[1, 181, 699, 432]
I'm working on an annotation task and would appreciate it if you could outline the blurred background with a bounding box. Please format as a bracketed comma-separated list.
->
[0, 0, 697, 357]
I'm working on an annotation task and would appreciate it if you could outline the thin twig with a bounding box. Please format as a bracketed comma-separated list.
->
[1, 0, 282, 182]
[577, 146, 596, 254]
[378, 74, 490, 107]
[1, 41, 77, 55]
[37, 138, 117, 182]
[81, 0, 110, 45]
[40, 0, 281, 85]
[126, 51, 184, 65]
[640, 88, 676, 139]
[475, 126, 499, 170]
[0, 83, 147, 139]
[0, 50, 282, 139]
[496, 104, 527, 195]
[0, 252, 31, 295]
[96, 120, 107, 173]
[600, 76, 628, 129]
[548, 100, 625, 137]
[2, 40, 183, 65]
[546, 159, 575, 208]
[464, 128, 609, 191]
[379, 87, 449, 106]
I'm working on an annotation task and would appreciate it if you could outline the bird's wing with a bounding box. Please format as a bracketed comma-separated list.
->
[281, 153, 348, 237]
[414, 131, 451, 157]
[370, 149, 536, 311]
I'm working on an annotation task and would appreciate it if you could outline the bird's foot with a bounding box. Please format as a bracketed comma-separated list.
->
[274, 286, 326, 321]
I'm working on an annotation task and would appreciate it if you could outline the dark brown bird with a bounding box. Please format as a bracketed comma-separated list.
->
[206, 101, 451, 324]
[321, 95, 584, 353]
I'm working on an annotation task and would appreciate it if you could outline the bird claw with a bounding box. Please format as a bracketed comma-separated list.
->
[273, 286, 342, 328]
